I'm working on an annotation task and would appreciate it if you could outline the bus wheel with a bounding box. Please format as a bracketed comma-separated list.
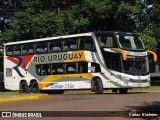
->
[94, 78, 103, 94]
[119, 88, 128, 94]
[20, 81, 29, 93]
[31, 81, 39, 93]
[91, 80, 95, 92]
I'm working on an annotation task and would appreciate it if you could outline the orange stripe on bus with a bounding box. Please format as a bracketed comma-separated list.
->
[39, 73, 93, 89]
[111, 48, 127, 60]
[64, 50, 85, 62]
[38, 83, 45, 90]
[146, 50, 157, 62]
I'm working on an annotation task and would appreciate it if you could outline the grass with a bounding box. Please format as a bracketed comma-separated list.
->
[0, 91, 44, 99]
[102, 86, 160, 93]
[129, 86, 160, 92]
[94, 86, 160, 94]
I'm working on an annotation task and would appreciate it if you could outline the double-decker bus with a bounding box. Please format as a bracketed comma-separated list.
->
[3, 31, 157, 94]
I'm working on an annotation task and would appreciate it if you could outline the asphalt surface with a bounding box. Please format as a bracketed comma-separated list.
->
[0, 91, 160, 120]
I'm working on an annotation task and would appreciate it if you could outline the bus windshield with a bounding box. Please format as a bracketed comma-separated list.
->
[122, 57, 149, 75]
[117, 35, 145, 50]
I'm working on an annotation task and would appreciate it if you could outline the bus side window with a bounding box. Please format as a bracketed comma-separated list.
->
[36, 65, 50, 75]
[49, 40, 62, 52]
[35, 42, 48, 54]
[64, 45, 70, 51]
[56, 64, 64, 74]
[6, 68, 12, 77]
[22, 45, 29, 55]
[80, 37, 96, 52]
[97, 36, 105, 47]
[6, 46, 14, 56]
[64, 39, 78, 51]
[70, 45, 77, 50]
[91, 62, 101, 72]
[78, 62, 88, 73]
[64, 39, 71, 51]
[36, 65, 41, 75]
[41, 65, 50, 75]
[104, 53, 122, 72]
[106, 37, 113, 48]
[66, 63, 77, 74]
[98, 35, 118, 48]
[28, 44, 34, 54]
[51, 64, 56, 74]
[14, 45, 21, 56]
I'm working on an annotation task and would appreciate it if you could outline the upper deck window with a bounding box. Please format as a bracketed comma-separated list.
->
[14, 45, 21, 56]
[22, 44, 34, 55]
[96, 35, 118, 48]
[79, 37, 96, 52]
[64, 38, 78, 51]
[117, 35, 145, 50]
[35, 42, 48, 54]
[6, 46, 14, 56]
[49, 40, 63, 52]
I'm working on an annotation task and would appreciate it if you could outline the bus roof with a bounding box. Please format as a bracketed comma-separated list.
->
[94, 31, 137, 36]
[4, 32, 92, 46]
[4, 31, 137, 46]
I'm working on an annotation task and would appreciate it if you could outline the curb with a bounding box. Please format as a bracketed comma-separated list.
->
[104, 91, 160, 93]
[65, 90, 160, 94]
[130, 91, 160, 93]
[0, 94, 48, 103]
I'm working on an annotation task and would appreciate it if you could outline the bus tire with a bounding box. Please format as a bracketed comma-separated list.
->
[31, 81, 39, 93]
[91, 80, 95, 92]
[20, 81, 29, 93]
[94, 78, 103, 94]
[119, 88, 128, 94]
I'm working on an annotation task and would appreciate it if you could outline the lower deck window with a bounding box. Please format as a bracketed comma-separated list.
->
[36, 62, 91, 75]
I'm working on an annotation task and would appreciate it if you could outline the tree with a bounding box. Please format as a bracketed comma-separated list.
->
[0, 0, 159, 52]
[137, 0, 160, 50]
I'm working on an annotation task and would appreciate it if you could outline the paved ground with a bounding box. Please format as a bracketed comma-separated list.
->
[0, 91, 160, 120]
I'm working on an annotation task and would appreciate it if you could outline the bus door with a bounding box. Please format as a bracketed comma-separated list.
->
[6, 66, 26, 90]
[5, 67, 14, 89]
[103, 51, 122, 86]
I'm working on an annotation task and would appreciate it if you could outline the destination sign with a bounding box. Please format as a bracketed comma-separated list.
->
[126, 51, 147, 56]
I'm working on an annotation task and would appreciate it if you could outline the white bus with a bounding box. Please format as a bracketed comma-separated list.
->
[3, 31, 157, 94]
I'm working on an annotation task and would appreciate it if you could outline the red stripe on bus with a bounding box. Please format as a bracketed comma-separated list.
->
[7, 55, 34, 69]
